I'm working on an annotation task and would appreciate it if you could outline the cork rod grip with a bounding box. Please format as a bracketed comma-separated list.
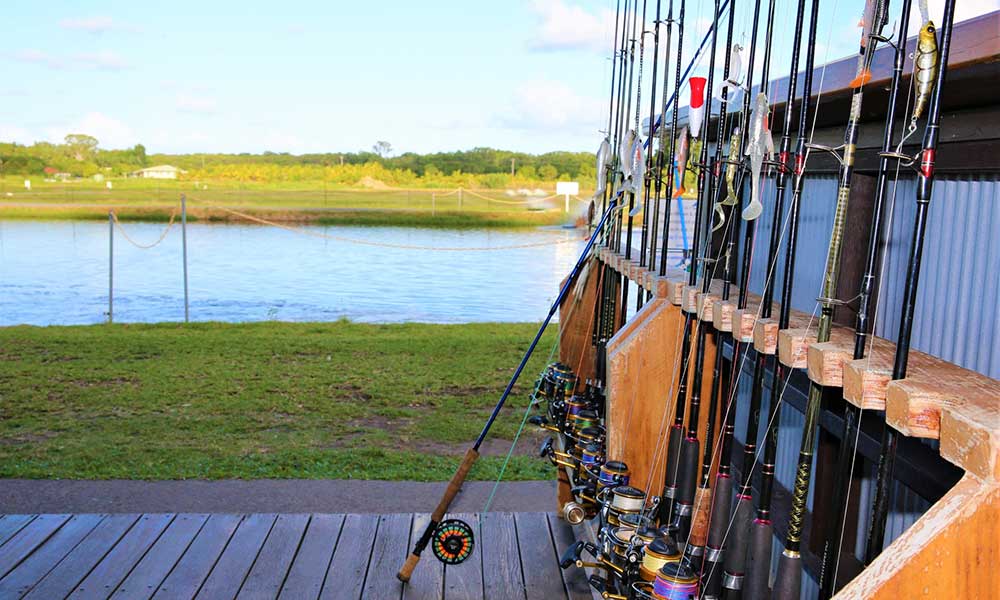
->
[398, 447, 480, 583]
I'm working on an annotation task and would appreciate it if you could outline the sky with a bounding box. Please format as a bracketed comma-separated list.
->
[1, 0, 996, 156]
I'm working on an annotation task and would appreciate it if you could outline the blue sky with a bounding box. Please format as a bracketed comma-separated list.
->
[2, 0, 995, 155]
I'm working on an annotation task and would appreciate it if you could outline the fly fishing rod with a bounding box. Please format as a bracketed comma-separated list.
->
[722, 2, 780, 598]
[669, 0, 724, 552]
[397, 198, 621, 582]
[818, 0, 912, 595]
[772, 0, 891, 595]
[865, 0, 955, 565]
[746, 0, 821, 597]
[741, 0, 811, 595]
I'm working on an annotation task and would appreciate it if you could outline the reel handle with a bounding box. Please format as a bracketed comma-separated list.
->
[560, 540, 585, 569]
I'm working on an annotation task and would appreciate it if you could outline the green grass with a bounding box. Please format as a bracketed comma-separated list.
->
[0, 177, 586, 228]
[0, 321, 559, 481]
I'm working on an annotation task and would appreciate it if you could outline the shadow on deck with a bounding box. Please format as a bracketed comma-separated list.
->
[0, 512, 592, 600]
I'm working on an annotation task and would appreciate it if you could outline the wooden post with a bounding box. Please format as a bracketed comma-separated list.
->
[108, 211, 113, 323]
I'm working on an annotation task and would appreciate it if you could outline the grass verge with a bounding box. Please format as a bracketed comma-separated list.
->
[0, 321, 559, 481]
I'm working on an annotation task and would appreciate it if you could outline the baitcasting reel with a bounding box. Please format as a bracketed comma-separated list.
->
[430, 519, 475, 565]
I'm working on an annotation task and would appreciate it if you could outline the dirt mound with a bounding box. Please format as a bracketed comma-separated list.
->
[357, 176, 392, 189]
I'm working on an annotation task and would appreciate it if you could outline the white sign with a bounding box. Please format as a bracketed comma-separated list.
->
[23, 180, 31, 190]
[556, 181, 579, 195]
[106, 181, 113, 190]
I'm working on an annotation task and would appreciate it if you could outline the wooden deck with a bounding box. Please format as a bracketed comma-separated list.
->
[0, 512, 592, 600]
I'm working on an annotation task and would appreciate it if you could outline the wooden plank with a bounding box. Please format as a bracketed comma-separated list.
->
[68, 513, 175, 600]
[0, 515, 36, 548]
[402, 513, 443, 600]
[360, 513, 411, 600]
[444, 513, 483, 600]
[319, 513, 379, 600]
[0, 514, 70, 579]
[238, 513, 310, 600]
[278, 514, 345, 600]
[113, 513, 208, 600]
[23, 514, 139, 600]
[515, 513, 567, 600]
[547, 513, 592, 600]
[480, 512, 525, 600]
[195, 513, 277, 600]
[152, 513, 243, 600]
[0, 514, 103, 599]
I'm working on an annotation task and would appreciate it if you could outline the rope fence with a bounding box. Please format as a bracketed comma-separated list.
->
[110, 210, 178, 249]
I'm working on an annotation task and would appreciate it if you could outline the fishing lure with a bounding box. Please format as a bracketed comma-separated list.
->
[743, 93, 773, 221]
[848, 0, 890, 88]
[722, 127, 742, 206]
[717, 44, 746, 100]
[911, 21, 939, 126]
[594, 137, 611, 198]
[689, 77, 708, 138]
[628, 136, 646, 216]
[711, 127, 743, 232]
[672, 126, 690, 198]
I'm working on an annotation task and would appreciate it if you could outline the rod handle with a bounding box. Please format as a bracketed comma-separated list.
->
[773, 548, 802, 600]
[689, 485, 712, 548]
[397, 553, 421, 583]
[745, 519, 774, 600]
[433, 448, 479, 521]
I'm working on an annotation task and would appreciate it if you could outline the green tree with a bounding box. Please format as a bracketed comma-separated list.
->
[538, 164, 558, 180]
[64, 134, 98, 161]
[372, 141, 392, 158]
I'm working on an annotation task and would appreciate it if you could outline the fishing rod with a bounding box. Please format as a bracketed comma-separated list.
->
[865, 0, 955, 566]
[701, 51, 745, 600]
[772, 0, 892, 595]
[652, 0, 687, 530]
[818, 0, 913, 595]
[637, 0, 665, 311]
[669, 0, 724, 555]
[685, 0, 741, 575]
[397, 197, 621, 583]
[619, 0, 649, 328]
[720, 1, 780, 598]
[740, 0, 811, 595]
[747, 0, 822, 597]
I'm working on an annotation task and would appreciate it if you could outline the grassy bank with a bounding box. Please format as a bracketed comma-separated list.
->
[0, 178, 586, 228]
[0, 321, 559, 481]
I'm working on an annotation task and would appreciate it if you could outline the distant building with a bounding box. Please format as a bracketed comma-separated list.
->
[133, 165, 186, 180]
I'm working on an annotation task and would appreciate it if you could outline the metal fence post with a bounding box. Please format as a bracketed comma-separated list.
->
[108, 210, 114, 323]
[458, 188, 463, 211]
[432, 193, 436, 216]
[181, 194, 189, 322]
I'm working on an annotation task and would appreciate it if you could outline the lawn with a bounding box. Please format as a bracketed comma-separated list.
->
[0, 321, 559, 481]
[0, 177, 586, 228]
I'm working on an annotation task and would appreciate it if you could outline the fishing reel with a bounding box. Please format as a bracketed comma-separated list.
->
[429, 519, 475, 565]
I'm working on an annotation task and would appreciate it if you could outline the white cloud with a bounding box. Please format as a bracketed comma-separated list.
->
[10, 49, 130, 71]
[74, 51, 131, 71]
[59, 16, 141, 34]
[528, 0, 615, 52]
[175, 94, 218, 115]
[499, 80, 605, 134]
[43, 113, 137, 149]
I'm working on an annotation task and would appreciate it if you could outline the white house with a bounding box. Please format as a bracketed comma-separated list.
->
[133, 165, 186, 180]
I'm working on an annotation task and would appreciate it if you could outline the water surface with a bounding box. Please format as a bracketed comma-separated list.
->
[0, 220, 587, 325]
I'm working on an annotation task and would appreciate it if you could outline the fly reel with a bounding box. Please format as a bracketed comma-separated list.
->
[430, 519, 475, 565]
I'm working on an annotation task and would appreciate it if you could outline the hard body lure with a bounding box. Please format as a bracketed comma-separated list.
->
[743, 93, 773, 221]
[912, 21, 939, 124]
[717, 45, 746, 100]
[848, 0, 890, 88]
[672, 126, 690, 198]
[689, 77, 708, 138]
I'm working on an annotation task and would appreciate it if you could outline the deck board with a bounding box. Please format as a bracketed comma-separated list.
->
[238, 513, 310, 600]
[0, 514, 104, 598]
[152, 513, 243, 600]
[361, 513, 411, 600]
[194, 513, 276, 599]
[277, 513, 344, 600]
[547, 514, 593, 600]
[113, 513, 208, 600]
[443, 513, 484, 600]
[0, 514, 70, 580]
[515, 512, 567, 600]
[402, 513, 444, 600]
[480, 512, 526, 600]
[0, 511, 582, 600]
[319, 513, 379, 600]
[68, 512, 175, 600]
[23, 513, 139, 600]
